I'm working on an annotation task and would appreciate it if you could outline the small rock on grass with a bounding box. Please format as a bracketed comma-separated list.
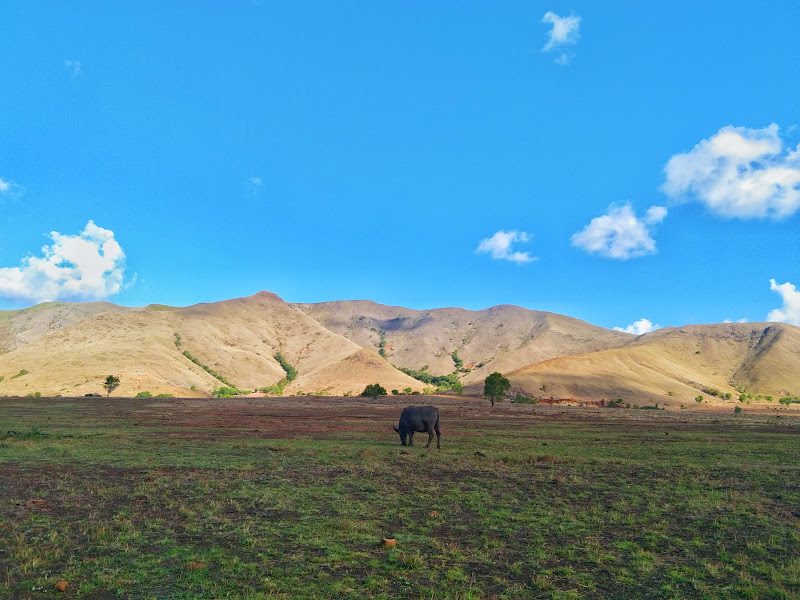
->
[382, 538, 398, 547]
[186, 562, 207, 570]
[54, 581, 68, 592]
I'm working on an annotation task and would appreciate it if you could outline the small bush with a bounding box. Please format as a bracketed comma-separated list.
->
[695, 395, 704, 403]
[512, 393, 537, 404]
[361, 383, 387, 399]
[135, 391, 153, 398]
[734, 406, 742, 414]
[214, 387, 246, 398]
[10, 369, 29, 380]
[155, 393, 175, 398]
[391, 389, 400, 395]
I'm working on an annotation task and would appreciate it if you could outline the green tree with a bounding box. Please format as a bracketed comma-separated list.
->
[361, 383, 387, 399]
[104, 375, 120, 397]
[484, 372, 510, 407]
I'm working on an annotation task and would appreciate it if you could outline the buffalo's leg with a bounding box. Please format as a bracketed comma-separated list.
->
[425, 426, 434, 449]
[408, 431, 414, 446]
[434, 420, 441, 449]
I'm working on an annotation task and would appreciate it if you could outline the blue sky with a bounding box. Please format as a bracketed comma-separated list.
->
[1, 1, 799, 333]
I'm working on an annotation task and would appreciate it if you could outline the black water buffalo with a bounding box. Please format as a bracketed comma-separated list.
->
[393, 405, 441, 449]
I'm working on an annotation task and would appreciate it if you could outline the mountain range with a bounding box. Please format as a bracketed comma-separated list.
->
[0, 291, 797, 407]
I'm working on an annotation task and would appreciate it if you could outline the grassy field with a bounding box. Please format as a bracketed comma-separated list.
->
[1, 396, 799, 599]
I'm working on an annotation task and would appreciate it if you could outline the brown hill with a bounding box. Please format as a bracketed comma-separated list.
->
[1, 292, 797, 407]
[0, 301, 126, 353]
[0, 292, 426, 397]
[292, 300, 633, 383]
[494, 322, 800, 408]
[285, 348, 425, 397]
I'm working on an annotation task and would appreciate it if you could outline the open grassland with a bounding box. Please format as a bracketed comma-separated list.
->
[1, 396, 799, 599]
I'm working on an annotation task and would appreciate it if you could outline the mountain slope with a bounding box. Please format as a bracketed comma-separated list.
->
[292, 300, 633, 382]
[0, 292, 427, 397]
[1, 293, 797, 405]
[0, 301, 126, 354]
[494, 322, 800, 407]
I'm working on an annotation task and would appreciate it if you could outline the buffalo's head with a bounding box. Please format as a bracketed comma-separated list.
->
[393, 424, 408, 446]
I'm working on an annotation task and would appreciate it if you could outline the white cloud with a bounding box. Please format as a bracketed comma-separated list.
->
[249, 177, 262, 186]
[614, 318, 660, 335]
[476, 230, 537, 264]
[0, 221, 127, 304]
[65, 59, 82, 77]
[571, 204, 667, 259]
[723, 318, 749, 324]
[661, 124, 800, 219]
[541, 11, 581, 65]
[0, 177, 25, 199]
[767, 279, 800, 325]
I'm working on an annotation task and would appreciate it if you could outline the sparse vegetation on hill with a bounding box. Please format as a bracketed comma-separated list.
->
[451, 350, 463, 370]
[183, 351, 235, 388]
[378, 333, 387, 358]
[274, 352, 298, 382]
[396, 365, 462, 394]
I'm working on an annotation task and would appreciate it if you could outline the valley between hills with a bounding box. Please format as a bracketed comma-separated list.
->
[0, 290, 798, 410]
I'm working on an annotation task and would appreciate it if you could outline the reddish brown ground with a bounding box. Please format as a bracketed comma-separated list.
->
[5, 393, 796, 440]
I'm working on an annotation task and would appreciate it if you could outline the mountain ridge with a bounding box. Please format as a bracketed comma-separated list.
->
[0, 291, 797, 407]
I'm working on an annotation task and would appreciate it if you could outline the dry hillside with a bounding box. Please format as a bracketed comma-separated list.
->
[1, 292, 797, 407]
[292, 300, 633, 383]
[0, 292, 424, 397]
[491, 322, 800, 408]
[0, 301, 126, 354]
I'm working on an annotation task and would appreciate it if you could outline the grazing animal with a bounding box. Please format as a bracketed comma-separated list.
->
[393, 405, 441, 449]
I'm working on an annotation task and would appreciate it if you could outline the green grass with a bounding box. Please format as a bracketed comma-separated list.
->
[1, 399, 799, 599]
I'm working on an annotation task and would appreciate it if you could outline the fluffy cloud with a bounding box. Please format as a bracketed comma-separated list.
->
[476, 230, 537, 264]
[614, 318, 660, 335]
[661, 124, 800, 219]
[541, 11, 581, 65]
[767, 279, 800, 325]
[571, 204, 667, 259]
[0, 221, 127, 304]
